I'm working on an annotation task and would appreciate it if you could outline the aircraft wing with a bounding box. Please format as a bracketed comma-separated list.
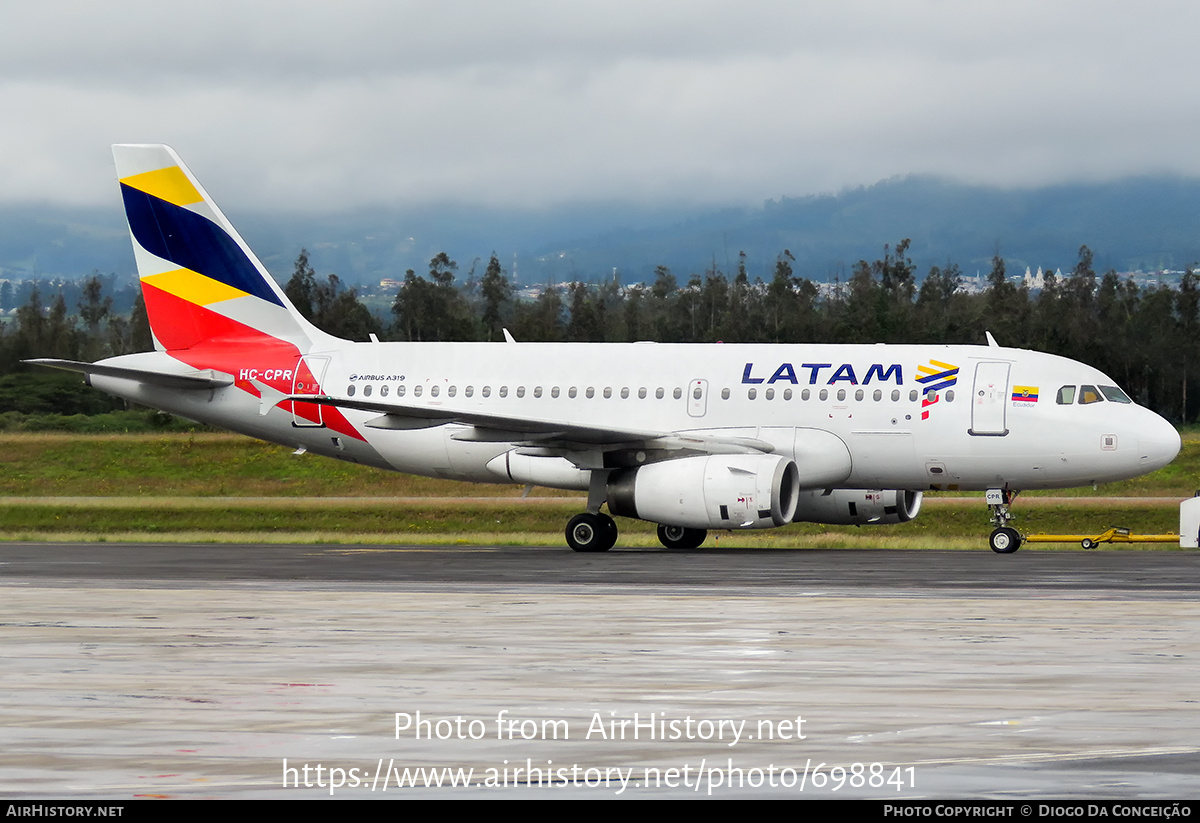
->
[285, 393, 776, 456]
[25, 358, 234, 390]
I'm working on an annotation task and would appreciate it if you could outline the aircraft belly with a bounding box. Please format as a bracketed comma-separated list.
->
[443, 435, 514, 483]
[846, 430, 916, 487]
[372, 427, 453, 477]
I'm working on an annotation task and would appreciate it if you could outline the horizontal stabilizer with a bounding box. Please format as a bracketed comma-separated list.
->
[25, 358, 233, 390]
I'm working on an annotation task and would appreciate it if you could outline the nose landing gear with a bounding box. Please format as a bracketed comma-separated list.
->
[987, 488, 1024, 554]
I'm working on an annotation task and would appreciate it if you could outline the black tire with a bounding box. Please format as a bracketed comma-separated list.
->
[1081, 538, 1096, 550]
[598, 512, 619, 546]
[989, 527, 1022, 554]
[657, 524, 707, 549]
[566, 513, 617, 552]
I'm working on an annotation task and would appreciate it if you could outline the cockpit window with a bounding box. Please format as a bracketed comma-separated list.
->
[1078, 385, 1104, 405]
[1099, 385, 1132, 403]
[1056, 386, 1076, 405]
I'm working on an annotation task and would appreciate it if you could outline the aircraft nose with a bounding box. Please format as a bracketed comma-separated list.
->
[1138, 412, 1181, 472]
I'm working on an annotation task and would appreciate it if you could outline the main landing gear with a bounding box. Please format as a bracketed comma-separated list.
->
[566, 472, 621, 552]
[565, 512, 618, 552]
[565, 472, 709, 552]
[986, 488, 1023, 554]
[656, 524, 707, 549]
[563, 513, 710, 551]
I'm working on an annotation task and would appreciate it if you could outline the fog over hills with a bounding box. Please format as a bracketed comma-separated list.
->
[3, 175, 1199, 290]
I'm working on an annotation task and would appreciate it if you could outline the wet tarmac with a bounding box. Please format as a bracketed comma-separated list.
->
[1, 543, 1198, 798]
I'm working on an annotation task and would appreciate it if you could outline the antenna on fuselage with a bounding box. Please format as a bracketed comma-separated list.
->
[985, 331, 999, 348]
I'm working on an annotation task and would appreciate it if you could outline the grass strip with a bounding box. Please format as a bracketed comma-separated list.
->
[1, 432, 1198, 498]
[0, 498, 1184, 548]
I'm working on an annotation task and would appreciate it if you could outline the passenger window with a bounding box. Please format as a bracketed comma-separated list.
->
[533, 387, 542, 398]
[347, 385, 356, 396]
[515, 386, 525, 398]
[836, 389, 846, 401]
[569, 387, 577, 398]
[891, 389, 900, 401]
[398, 385, 406, 397]
[801, 389, 810, 401]
[656, 388, 665, 399]
[381, 385, 389, 397]
[603, 387, 612, 399]
[721, 388, 730, 400]
[465, 386, 473, 397]
[414, 385, 422, 397]
[946, 389, 954, 402]
[638, 387, 647, 399]
[854, 389, 863, 401]
[909, 390, 918, 402]
[586, 387, 595, 398]
[873, 389, 882, 401]
[819, 389, 828, 401]
[1057, 386, 1076, 405]
[481, 386, 490, 397]
[430, 385, 439, 397]
[673, 388, 682, 400]
[551, 387, 559, 398]
[784, 388, 793, 400]
[748, 388, 757, 400]
[363, 385, 372, 397]
[765, 388, 775, 400]
[499, 386, 508, 398]
[1079, 385, 1104, 405]
[447, 386, 456, 397]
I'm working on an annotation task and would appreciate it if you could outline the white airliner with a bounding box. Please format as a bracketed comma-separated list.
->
[29, 145, 1182, 553]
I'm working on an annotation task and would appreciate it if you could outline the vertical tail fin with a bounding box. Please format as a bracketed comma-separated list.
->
[113, 144, 322, 353]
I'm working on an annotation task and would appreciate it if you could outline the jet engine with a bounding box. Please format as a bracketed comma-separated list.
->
[607, 454, 800, 529]
[792, 489, 922, 525]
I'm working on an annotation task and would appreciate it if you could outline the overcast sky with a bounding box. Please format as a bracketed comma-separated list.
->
[4, 0, 1199, 213]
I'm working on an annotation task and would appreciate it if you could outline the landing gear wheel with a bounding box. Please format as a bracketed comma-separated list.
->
[657, 524, 707, 549]
[567, 513, 617, 552]
[989, 527, 1022, 554]
[1081, 538, 1096, 550]
[598, 512, 618, 546]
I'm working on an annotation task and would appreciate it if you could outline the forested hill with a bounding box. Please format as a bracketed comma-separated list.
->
[3, 175, 1200, 286]
[4, 245, 1199, 426]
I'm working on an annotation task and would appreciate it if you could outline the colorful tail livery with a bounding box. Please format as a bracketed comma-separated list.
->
[114, 144, 322, 353]
[27, 145, 1182, 553]
[105, 145, 360, 438]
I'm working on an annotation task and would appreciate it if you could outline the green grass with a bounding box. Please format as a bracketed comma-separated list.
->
[0, 431, 1193, 546]
[0, 432, 569, 498]
[0, 497, 1183, 547]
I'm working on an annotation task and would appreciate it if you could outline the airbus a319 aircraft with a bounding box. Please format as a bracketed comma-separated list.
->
[30, 145, 1182, 553]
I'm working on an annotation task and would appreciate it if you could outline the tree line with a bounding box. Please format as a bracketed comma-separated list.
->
[2, 240, 1198, 422]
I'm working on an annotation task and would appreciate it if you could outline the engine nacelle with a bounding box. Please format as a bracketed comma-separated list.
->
[793, 489, 922, 525]
[608, 454, 800, 529]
